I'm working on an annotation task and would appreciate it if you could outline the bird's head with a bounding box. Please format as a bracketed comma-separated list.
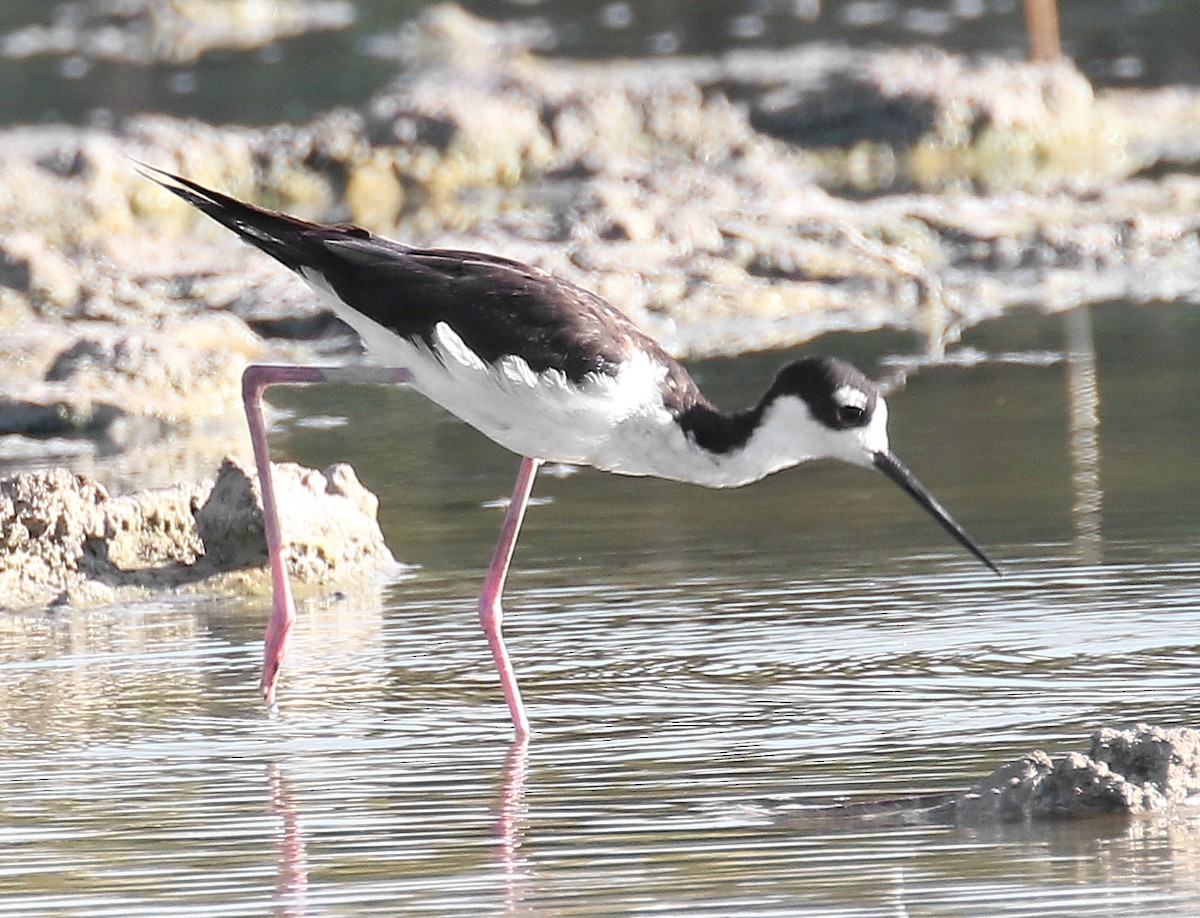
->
[761, 356, 1000, 574]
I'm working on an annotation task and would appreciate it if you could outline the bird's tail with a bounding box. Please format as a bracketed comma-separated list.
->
[136, 162, 322, 273]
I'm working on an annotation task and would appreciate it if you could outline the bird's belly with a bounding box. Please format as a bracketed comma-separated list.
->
[333, 311, 671, 467]
[436, 381, 772, 488]
[435, 380, 623, 464]
[424, 365, 671, 469]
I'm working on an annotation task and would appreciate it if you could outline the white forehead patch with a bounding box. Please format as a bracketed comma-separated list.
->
[833, 384, 869, 410]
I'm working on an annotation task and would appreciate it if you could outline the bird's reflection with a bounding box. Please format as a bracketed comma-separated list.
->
[265, 740, 533, 916]
[268, 762, 309, 918]
[493, 737, 534, 912]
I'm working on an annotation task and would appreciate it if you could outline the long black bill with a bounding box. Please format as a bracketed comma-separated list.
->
[873, 450, 1001, 575]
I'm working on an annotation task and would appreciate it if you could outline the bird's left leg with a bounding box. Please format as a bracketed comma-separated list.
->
[242, 364, 412, 705]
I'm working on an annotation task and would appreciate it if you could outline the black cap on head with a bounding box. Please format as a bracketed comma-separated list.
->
[765, 356, 881, 431]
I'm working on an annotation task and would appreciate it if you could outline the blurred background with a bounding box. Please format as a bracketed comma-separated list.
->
[1, 0, 1197, 127]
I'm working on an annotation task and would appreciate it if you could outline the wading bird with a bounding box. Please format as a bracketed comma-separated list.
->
[145, 167, 999, 738]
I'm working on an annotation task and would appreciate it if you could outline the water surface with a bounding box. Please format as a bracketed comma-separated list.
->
[1, 302, 1198, 915]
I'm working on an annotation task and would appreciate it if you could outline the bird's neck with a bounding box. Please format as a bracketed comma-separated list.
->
[662, 399, 791, 487]
[667, 394, 837, 489]
[676, 401, 763, 456]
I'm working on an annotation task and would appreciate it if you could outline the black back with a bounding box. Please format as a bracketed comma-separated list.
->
[146, 167, 707, 398]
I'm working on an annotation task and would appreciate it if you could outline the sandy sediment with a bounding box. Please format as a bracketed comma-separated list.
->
[948, 724, 1200, 822]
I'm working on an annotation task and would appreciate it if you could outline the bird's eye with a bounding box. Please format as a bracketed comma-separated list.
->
[837, 404, 866, 426]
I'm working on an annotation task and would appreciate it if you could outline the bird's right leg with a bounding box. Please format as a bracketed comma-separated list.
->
[478, 455, 542, 740]
[242, 364, 411, 705]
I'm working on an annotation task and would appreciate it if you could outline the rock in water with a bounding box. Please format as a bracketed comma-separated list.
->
[951, 724, 1200, 823]
[194, 456, 395, 581]
[0, 457, 394, 609]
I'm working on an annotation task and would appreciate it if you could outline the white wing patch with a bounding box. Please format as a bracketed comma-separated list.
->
[421, 323, 677, 468]
[432, 321, 487, 372]
[296, 268, 680, 469]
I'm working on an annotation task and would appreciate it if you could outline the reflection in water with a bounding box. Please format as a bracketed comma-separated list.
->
[269, 763, 308, 918]
[0, 603, 207, 749]
[263, 741, 534, 917]
[1064, 307, 1103, 563]
[278, 588, 389, 700]
[494, 739, 533, 914]
[0, 559, 1199, 914]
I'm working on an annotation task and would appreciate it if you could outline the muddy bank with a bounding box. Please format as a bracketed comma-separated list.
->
[0, 458, 394, 609]
[2, 11, 1199, 371]
[948, 724, 1200, 822]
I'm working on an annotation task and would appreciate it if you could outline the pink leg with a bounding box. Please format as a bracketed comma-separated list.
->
[243, 364, 537, 737]
[242, 364, 410, 705]
[243, 365, 325, 705]
[479, 456, 542, 739]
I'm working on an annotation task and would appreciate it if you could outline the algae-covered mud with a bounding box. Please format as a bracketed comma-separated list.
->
[0, 458, 393, 608]
[4, 8, 1200, 358]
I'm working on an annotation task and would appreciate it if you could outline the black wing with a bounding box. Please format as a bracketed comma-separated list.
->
[143, 165, 704, 397]
[320, 237, 649, 382]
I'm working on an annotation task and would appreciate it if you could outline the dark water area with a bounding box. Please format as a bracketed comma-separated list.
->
[2, 302, 1194, 915]
[1, 0, 1198, 126]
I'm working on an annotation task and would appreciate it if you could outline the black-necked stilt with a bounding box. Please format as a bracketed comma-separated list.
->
[145, 167, 999, 739]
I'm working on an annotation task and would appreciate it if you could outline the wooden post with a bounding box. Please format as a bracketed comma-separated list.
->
[1023, 0, 1061, 61]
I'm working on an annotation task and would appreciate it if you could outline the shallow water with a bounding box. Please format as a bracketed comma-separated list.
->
[2, 302, 1199, 915]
